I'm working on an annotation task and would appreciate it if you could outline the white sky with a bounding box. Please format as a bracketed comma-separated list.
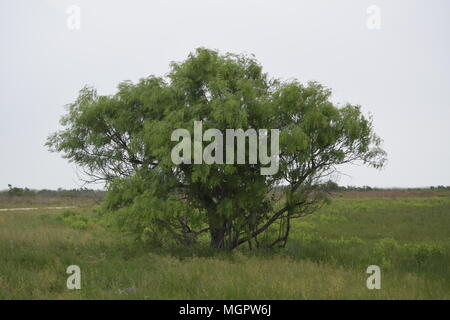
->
[1, 0, 449, 189]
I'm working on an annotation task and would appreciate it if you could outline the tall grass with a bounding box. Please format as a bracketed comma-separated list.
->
[0, 193, 449, 299]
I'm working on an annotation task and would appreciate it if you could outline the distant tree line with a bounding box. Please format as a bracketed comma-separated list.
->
[319, 181, 450, 192]
[3, 183, 448, 198]
[2, 184, 105, 198]
[268, 182, 450, 197]
[276, 181, 450, 193]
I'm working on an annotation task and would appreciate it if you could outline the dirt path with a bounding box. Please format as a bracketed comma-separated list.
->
[0, 206, 76, 212]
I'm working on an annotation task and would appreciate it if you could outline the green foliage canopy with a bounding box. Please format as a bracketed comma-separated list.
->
[47, 48, 386, 250]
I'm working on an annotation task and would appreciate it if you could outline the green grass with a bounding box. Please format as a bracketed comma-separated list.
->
[1, 193, 449, 299]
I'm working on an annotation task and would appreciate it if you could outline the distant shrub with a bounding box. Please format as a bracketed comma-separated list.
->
[372, 238, 399, 269]
[371, 238, 445, 269]
[403, 243, 444, 266]
[320, 181, 342, 192]
[0, 185, 105, 199]
[58, 210, 91, 229]
[6, 185, 35, 197]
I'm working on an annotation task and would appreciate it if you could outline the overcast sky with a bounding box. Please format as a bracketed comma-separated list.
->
[1, 0, 449, 190]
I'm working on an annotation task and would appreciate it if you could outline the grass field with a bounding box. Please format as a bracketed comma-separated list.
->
[1, 191, 449, 299]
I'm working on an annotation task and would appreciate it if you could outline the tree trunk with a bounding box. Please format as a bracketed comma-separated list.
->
[210, 225, 226, 249]
[208, 213, 227, 249]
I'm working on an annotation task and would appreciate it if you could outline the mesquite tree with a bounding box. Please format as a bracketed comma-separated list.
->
[47, 48, 386, 250]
